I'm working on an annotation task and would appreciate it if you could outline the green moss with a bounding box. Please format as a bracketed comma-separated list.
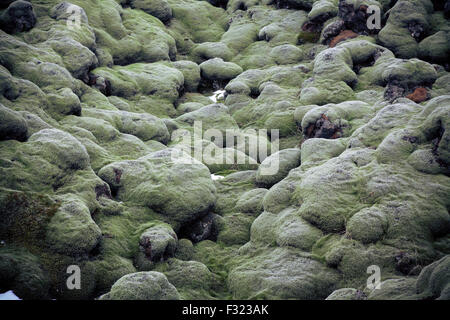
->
[155, 258, 220, 299]
[300, 78, 355, 105]
[377, 0, 430, 59]
[191, 42, 234, 64]
[308, 0, 338, 21]
[1, 0, 449, 302]
[300, 138, 347, 165]
[0, 103, 28, 141]
[0, 245, 50, 300]
[263, 110, 298, 138]
[97, 149, 216, 228]
[213, 170, 257, 214]
[418, 31, 450, 65]
[175, 103, 238, 133]
[221, 21, 259, 53]
[193, 240, 240, 299]
[46, 88, 81, 119]
[217, 213, 254, 246]
[102, 271, 180, 300]
[368, 278, 418, 300]
[45, 197, 102, 256]
[416, 255, 450, 300]
[174, 238, 195, 261]
[256, 148, 301, 187]
[126, 0, 173, 23]
[167, 0, 227, 44]
[200, 58, 243, 82]
[232, 41, 275, 70]
[234, 188, 267, 215]
[228, 247, 340, 299]
[326, 288, 366, 300]
[251, 207, 324, 252]
[92, 62, 184, 102]
[297, 31, 320, 44]
[171, 60, 201, 92]
[0, 189, 59, 246]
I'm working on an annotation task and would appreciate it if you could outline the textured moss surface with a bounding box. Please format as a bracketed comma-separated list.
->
[0, 0, 449, 300]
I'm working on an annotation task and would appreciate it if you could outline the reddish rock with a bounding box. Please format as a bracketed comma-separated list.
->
[406, 87, 429, 103]
[305, 114, 342, 139]
[329, 30, 358, 47]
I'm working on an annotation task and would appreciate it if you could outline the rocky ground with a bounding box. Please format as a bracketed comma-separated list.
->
[0, 0, 449, 300]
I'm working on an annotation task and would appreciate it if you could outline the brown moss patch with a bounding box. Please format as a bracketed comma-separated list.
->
[0, 190, 60, 246]
[329, 30, 358, 47]
[406, 87, 429, 103]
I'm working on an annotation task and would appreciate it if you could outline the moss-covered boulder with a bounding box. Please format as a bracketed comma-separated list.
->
[176, 102, 205, 115]
[91, 63, 184, 101]
[377, 0, 433, 59]
[368, 278, 418, 300]
[159, 259, 217, 299]
[217, 212, 253, 245]
[174, 238, 195, 261]
[81, 108, 170, 143]
[100, 271, 180, 300]
[175, 103, 239, 135]
[47, 37, 98, 80]
[46, 198, 101, 255]
[191, 42, 234, 64]
[46, 88, 81, 118]
[171, 60, 201, 92]
[228, 247, 340, 299]
[90, 255, 137, 294]
[0, 103, 28, 141]
[418, 31, 450, 65]
[234, 188, 268, 215]
[15, 60, 78, 92]
[127, 0, 173, 23]
[213, 170, 258, 215]
[416, 255, 450, 300]
[326, 288, 366, 300]
[200, 58, 243, 82]
[270, 44, 304, 65]
[136, 224, 178, 268]
[250, 207, 323, 251]
[170, 131, 258, 173]
[50, 2, 89, 24]
[168, 0, 228, 45]
[98, 149, 216, 228]
[0, 246, 50, 300]
[300, 78, 355, 105]
[300, 138, 347, 165]
[346, 206, 388, 244]
[256, 148, 301, 187]
[27, 128, 90, 170]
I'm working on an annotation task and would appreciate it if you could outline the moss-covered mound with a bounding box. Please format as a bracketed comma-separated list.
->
[0, 0, 449, 300]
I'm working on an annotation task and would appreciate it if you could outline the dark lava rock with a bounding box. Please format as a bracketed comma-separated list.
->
[338, 0, 373, 34]
[0, 0, 36, 34]
[322, 19, 345, 44]
[305, 114, 342, 139]
[0, 104, 28, 142]
[384, 84, 405, 102]
[178, 213, 223, 243]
